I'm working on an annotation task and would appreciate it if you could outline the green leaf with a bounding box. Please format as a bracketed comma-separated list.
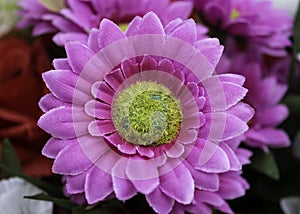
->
[283, 94, 300, 112]
[25, 193, 77, 210]
[251, 150, 280, 180]
[72, 206, 109, 214]
[1, 139, 23, 178]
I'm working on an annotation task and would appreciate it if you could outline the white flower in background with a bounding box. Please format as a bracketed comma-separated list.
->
[0, 0, 19, 37]
[280, 196, 300, 214]
[268, 0, 299, 16]
[0, 177, 53, 214]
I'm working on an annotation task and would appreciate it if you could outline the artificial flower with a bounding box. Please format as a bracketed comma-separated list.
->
[38, 12, 253, 213]
[17, 0, 194, 46]
[0, 177, 53, 214]
[0, 0, 19, 37]
[193, 0, 293, 57]
[0, 37, 52, 177]
[217, 50, 290, 150]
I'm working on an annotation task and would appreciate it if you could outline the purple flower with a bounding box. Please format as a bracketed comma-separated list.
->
[193, 0, 293, 57]
[38, 12, 253, 213]
[217, 50, 290, 151]
[17, 0, 194, 46]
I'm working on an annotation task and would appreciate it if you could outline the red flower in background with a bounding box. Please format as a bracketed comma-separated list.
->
[0, 36, 52, 177]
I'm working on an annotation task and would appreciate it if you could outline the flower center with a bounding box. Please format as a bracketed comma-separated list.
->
[112, 81, 182, 146]
[118, 23, 129, 32]
[230, 8, 240, 20]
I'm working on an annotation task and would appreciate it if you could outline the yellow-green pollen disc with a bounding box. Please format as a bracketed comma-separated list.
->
[112, 82, 182, 146]
[230, 8, 240, 20]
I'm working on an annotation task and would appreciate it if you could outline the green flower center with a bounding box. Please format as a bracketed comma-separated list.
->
[230, 8, 240, 20]
[118, 23, 129, 32]
[112, 82, 182, 146]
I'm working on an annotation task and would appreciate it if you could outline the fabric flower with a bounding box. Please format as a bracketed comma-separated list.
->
[217, 50, 290, 151]
[0, 0, 19, 37]
[17, 0, 194, 46]
[0, 177, 53, 214]
[193, 0, 293, 57]
[0, 37, 52, 177]
[38, 12, 253, 213]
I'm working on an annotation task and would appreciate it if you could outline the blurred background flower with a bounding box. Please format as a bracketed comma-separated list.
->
[0, 177, 53, 214]
[0, 0, 19, 38]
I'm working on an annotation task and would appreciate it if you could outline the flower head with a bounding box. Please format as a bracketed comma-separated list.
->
[194, 0, 293, 57]
[17, 0, 194, 46]
[217, 50, 290, 150]
[38, 12, 253, 213]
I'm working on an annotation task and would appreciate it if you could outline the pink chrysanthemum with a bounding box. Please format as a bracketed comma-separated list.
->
[38, 12, 253, 213]
[17, 0, 194, 46]
[217, 50, 290, 150]
[193, 0, 293, 57]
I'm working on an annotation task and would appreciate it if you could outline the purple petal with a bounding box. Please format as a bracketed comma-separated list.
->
[193, 139, 230, 173]
[52, 139, 93, 175]
[184, 161, 219, 191]
[218, 173, 248, 199]
[42, 137, 75, 159]
[85, 100, 111, 120]
[254, 104, 288, 126]
[38, 107, 91, 139]
[220, 143, 241, 171]
[53, 58, 71, 70]
[158, 59, 174, 73]
[137, 146, 155, 158]
[167, 19, 197, 44]
[133, 12, 164, 35]
[66, 171, 88, 194]
[246, 128, 290, 147]
[98, 19, 126, 49]
[104, 68, 126, 91]
[42, 70, 92, 105]
[227, 102, 254, 123]
[53, 32, 88, 46]
[112, 159, 137, 200]
[194, 191, 223, 207]
[87, 28, 100, 52]
[125, 16, 143, 37]
[39, 94, 71, 113]
[65, 41, 95, 75]
[165, 143, 184, 158]
[195, 38, 223, 69]
[199, 112, 248, 141]
[104, 132, 137, 155]
[85, 167, 113, 204]
[140, 55, 158, 72]
[202, 78, 248, 111]
[88, 120, 115, 136]
[146, 188, 175, 214]
[236, 148, 253, 165]
[160, 163, 194, 204]
[165, 1, 193, 22]
[91, 81, 114, 104]
[126, 159, 159, 194]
